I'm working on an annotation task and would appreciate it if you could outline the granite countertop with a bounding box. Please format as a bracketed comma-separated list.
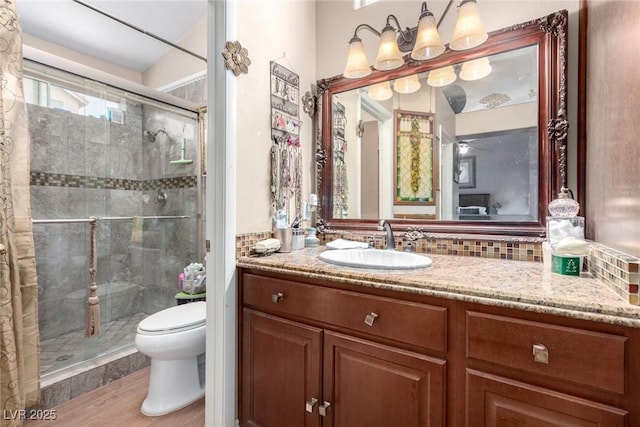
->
[237, 247, 640, 328]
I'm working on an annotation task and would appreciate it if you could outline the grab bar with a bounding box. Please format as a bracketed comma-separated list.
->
[100, 215, 189, 221]
[32, 215, 189, 224]
[32, 218, 96, 224]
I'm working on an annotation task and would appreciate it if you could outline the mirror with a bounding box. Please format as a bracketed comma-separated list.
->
[315, 10, 568, 237]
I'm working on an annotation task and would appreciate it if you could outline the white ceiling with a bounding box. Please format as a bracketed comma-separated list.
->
[17, 0, 206, 72]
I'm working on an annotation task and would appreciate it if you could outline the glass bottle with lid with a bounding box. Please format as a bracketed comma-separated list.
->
[548, 187, 580, 217]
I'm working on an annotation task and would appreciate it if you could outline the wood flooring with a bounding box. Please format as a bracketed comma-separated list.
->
[24, 367, 205, 427]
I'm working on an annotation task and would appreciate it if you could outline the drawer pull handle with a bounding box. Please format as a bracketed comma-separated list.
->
[532, 343, 549, 364]
[305, 397, 318, 413]
[271, 292, 284, 303]
[319, 401, 331, 416]
[364, 312, 378, 326]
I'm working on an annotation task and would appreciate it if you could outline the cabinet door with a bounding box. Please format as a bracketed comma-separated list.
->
[465, 369, 627, 426]
[323, 331, 446, 427]
[242, 309, 322, 427]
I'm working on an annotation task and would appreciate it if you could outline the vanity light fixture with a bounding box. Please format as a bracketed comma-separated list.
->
[368, 81, 393, 101]
[449, 0, 488, 50]
[374, 20, 405, 70]
[411, 2, 446, 61]
[458, 142, 470, 154]
[343, 0, 486, 79]
[459, 56, 492, 81]
[393, 74, 422, 94]
[427, 65, 457, 87]
[343, 31, 374, 78]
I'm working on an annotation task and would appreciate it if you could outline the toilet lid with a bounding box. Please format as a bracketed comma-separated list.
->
[138, 302, 206, 333]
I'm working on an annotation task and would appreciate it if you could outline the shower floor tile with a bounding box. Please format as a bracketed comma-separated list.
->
[40, 312, 148, 375]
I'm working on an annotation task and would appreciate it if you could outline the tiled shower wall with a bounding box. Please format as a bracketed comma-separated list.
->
[29, 100, 199, 341]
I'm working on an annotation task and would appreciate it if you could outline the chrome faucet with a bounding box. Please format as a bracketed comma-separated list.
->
[377, 220, 396, 250]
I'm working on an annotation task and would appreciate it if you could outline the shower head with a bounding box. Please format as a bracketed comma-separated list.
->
[143, 129, 168, 142]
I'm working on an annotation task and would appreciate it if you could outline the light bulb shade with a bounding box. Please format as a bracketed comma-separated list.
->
[343, 37, 372, 78]
[368, 81, 393, 101]
[458, 143, 469, 154]
[427, 65, 457, 87]
[411, 13, 445, 61]
[374, 26, 404, 71]
[450, 0, 488, 51]
[393, 74, 421, 94]
[460, 57, 492, 81]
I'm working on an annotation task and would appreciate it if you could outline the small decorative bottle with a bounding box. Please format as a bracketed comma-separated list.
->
[305, 227, 320, 247]
[548, 187, 580, 217]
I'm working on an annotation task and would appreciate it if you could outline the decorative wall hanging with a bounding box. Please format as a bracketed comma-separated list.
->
[270, 60, 302, 222]
[393, 110, 436, 205]
[270, 61, 300, 145]
[270, 142, 303, 223]
[302, 91, 317, 117]
[458, 156, 476, 189]
[222, 41, 251, 76]
[333, 101, 348, 217]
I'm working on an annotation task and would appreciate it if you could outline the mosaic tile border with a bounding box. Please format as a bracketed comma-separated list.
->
[586, 242, 640, 305]
[30, 172, 197, 190]
[319, 231, 543, 262]
[236, 231, 273, 258]
[235, 230, 543, 262]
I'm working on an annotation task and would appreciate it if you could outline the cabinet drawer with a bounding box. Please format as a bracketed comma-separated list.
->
[242, 273, 447, 353]
[324, 290, 447, 353]
[466, 311, 626, 394]
[242, 273, 328, 321]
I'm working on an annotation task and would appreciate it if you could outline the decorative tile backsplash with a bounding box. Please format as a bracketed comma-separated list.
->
[586, 242, 640, 305]
[235, 230, 543, 261]
[235, 230, 640, 306]
[236, 231, 273, 258]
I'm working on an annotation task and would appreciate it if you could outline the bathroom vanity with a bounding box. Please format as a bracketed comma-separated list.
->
[237, 248, 640, 426]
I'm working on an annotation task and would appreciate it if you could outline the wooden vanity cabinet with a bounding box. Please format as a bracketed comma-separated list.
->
[461, 304, 637, 427]
[238, 268, 640, 426]
[241, 309, 322, 427]
[238, 269, 449, 427]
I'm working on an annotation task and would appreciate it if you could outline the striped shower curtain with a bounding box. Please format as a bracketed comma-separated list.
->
[0, 2, 41, 426]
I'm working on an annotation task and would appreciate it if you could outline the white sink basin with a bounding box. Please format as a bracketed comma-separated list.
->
[319, 249, 432, 270]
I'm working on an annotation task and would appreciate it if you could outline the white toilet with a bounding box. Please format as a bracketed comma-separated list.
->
[135, 301, 206, 416]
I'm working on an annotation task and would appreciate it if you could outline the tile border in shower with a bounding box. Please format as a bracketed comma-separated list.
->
[30, 172, 197, 190]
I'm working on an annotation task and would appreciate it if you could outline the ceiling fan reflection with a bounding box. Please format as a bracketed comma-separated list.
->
[458, 140, 492, 154]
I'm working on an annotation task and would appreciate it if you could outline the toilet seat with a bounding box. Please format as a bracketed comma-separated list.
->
[137, 301, 206, 335]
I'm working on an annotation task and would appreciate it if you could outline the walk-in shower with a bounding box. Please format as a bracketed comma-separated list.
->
[24, 59, 205, 385]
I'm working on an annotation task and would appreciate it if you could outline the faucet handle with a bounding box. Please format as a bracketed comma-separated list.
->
[404, 228, 423, 253]
[405, 240, 415, 252]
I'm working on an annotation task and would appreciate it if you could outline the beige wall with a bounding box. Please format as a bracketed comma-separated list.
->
[23, 16, 207, 93]
[585, 0, 640, 257]
[143, 16, 207, 89]
[23, 33, 143, 84]
[235, 0, 316, 234]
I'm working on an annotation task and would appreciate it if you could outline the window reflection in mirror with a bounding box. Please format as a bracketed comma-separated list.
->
[331, 45, 539, 223]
